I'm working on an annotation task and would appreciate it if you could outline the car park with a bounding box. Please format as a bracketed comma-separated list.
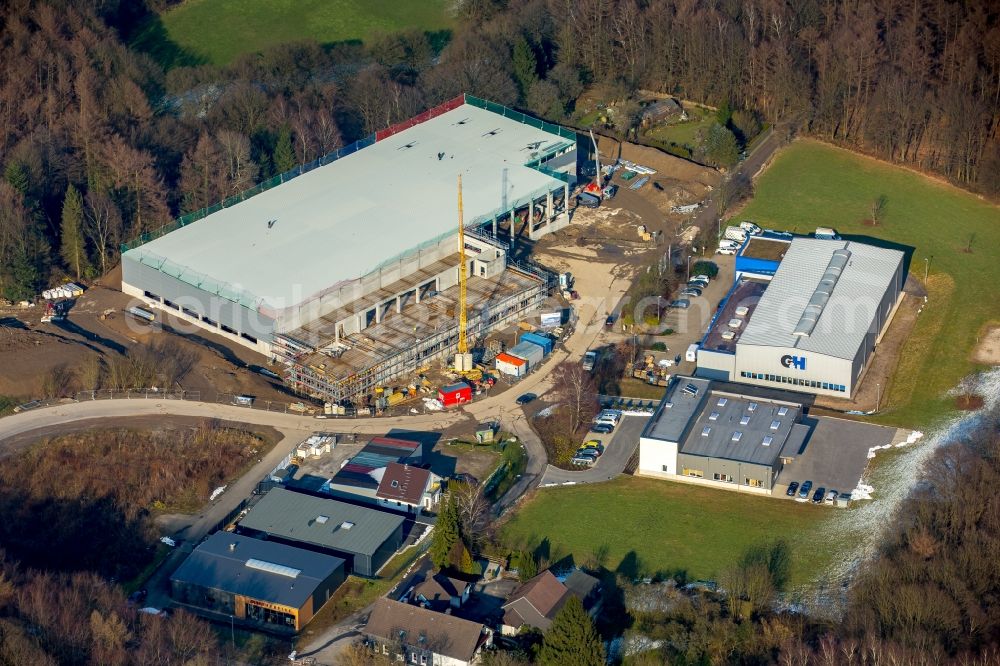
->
[786, 481, 800, 497]
[797, 480, 813, 501]
[515, 393, 537, 405]
[812, 486, 827, 504]
[825, 489, 838, 505]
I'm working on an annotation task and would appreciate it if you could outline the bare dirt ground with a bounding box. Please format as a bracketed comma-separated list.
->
[596, 135, 721, 217]
[0, 265, 298, 405]
[972, 324, 1000, 365]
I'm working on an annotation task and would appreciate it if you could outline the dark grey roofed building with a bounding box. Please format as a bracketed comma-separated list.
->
[639, 376, 813, 492]
[237, 487, 404, 577]
[170, 532, 345, 633]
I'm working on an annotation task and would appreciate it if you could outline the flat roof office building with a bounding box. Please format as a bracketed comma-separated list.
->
[170, 532, 346, 633]
[237, 488, 404, 577]
[696, 238, 905, 398]
[638, 377, 810, 493]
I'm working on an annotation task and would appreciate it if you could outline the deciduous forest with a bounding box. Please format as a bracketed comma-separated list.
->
[0, 0, 997, 300]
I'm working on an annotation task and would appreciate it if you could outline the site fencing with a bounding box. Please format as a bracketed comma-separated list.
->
[119, 93, 579, 258]
[74, 389, 202, 402]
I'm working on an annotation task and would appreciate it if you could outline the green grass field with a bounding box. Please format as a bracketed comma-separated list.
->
[151, 0, 453, 65]
[645, 107, 716, 149]
[502, 477, 829, 586]
[739, 140, 1000, 428]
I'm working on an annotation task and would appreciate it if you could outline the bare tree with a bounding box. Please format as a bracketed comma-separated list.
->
[551, 362, 599, 434]
[870, 194, 888, 225]
[449, 480, 491, 551]
[84, 190, 123, 277]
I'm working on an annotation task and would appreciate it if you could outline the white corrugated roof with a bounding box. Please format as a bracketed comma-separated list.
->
[737, 238, 903, 359]
[127, 103, 571, 310]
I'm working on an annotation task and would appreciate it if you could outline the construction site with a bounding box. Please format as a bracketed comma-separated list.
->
[119, 95, 579, 405]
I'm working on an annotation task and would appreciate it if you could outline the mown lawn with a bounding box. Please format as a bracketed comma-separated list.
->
[152, 0, 453, 65]
[738, 139, 1000, 428]
[501, 477, 829, 587]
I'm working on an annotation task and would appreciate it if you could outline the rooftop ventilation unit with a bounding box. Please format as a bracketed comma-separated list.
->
[246, 559, 301, 579]
[340, 521, 355, 530]
[316, 515, 329, 524]
[793, 248, 851, 337]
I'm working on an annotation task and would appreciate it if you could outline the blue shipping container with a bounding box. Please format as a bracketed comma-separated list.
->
[519, 331, 554, 355]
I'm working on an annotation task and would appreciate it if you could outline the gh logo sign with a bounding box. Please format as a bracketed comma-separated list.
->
[781, 355, 806, 370]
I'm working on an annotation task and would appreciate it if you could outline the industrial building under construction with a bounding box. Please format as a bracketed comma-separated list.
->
[119, 94, 579, 403]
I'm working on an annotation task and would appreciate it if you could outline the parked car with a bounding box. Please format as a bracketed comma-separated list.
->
[128, 589, 148, 605]
[797, 480, 813, 501]
[579, 440, 604, 453]
[691, 274, 711, 283]
[688, 280, 709, 290]
[590, 423, 614, 434]
[716, 246, 737, 255]
[718, 239, 741, 249]
[578, 447, 602, 459]
[739, 221, 763, 235]
[785, 481, 800, 497]
[825, 489, 838, 505]
[571, 455, 596, 466]
[812, 486, 827, 504]
[669, 299, 691, 309]
[680, 287, 702, 297]
[515, 393, 537, 405]
[605, 314, 616, 327]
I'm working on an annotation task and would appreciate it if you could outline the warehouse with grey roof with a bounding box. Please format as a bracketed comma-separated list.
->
[170, 532, 345, 632]
[236, 487, 404, 577]
[695, 237, 905, 397]
[120, 94, 578, 404]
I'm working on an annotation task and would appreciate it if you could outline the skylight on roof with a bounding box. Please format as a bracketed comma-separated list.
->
[762, 436, 773, 446]
[702, 426, 711, 436]
[316, 515, 329, 524]
[709, 412, 720, 421]
[740, 415, 751, 425]
[778, 406, 789, 416]
[341, 521, 355, 530]
[245, 559, 301, 579]
[770, 420, 781, 430]
[748, 402, 758, 412]
[717, 397, 728, 406]
[732, 431, 742, 442]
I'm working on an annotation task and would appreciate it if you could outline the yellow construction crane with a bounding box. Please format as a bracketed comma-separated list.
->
[454, 175, 473, 371]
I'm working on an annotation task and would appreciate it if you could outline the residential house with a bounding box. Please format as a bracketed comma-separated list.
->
[411, 573, 472, 612]
[376, 462, 441, 515]
[501, 569, 602, 635]
[364, 598, 492, 666]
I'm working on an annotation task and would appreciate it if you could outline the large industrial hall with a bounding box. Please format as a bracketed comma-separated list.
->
[120, 94, 579, 403]
[695, 237, 905, 398]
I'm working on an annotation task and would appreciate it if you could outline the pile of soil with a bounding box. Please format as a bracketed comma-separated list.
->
[955, 394, 985, 410]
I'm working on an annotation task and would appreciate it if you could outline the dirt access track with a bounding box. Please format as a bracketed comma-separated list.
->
[972, 324, 1000, 365]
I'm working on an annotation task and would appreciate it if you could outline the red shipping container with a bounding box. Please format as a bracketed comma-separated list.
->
[438, 382, 472, 407]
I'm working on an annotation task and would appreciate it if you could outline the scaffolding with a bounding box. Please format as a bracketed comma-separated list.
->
[280, 263, 552, 403]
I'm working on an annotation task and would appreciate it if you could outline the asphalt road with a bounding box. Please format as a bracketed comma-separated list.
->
[539, 414, 647, 485]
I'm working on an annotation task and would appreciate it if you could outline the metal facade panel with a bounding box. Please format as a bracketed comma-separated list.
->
[738, 238, 904, 360]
